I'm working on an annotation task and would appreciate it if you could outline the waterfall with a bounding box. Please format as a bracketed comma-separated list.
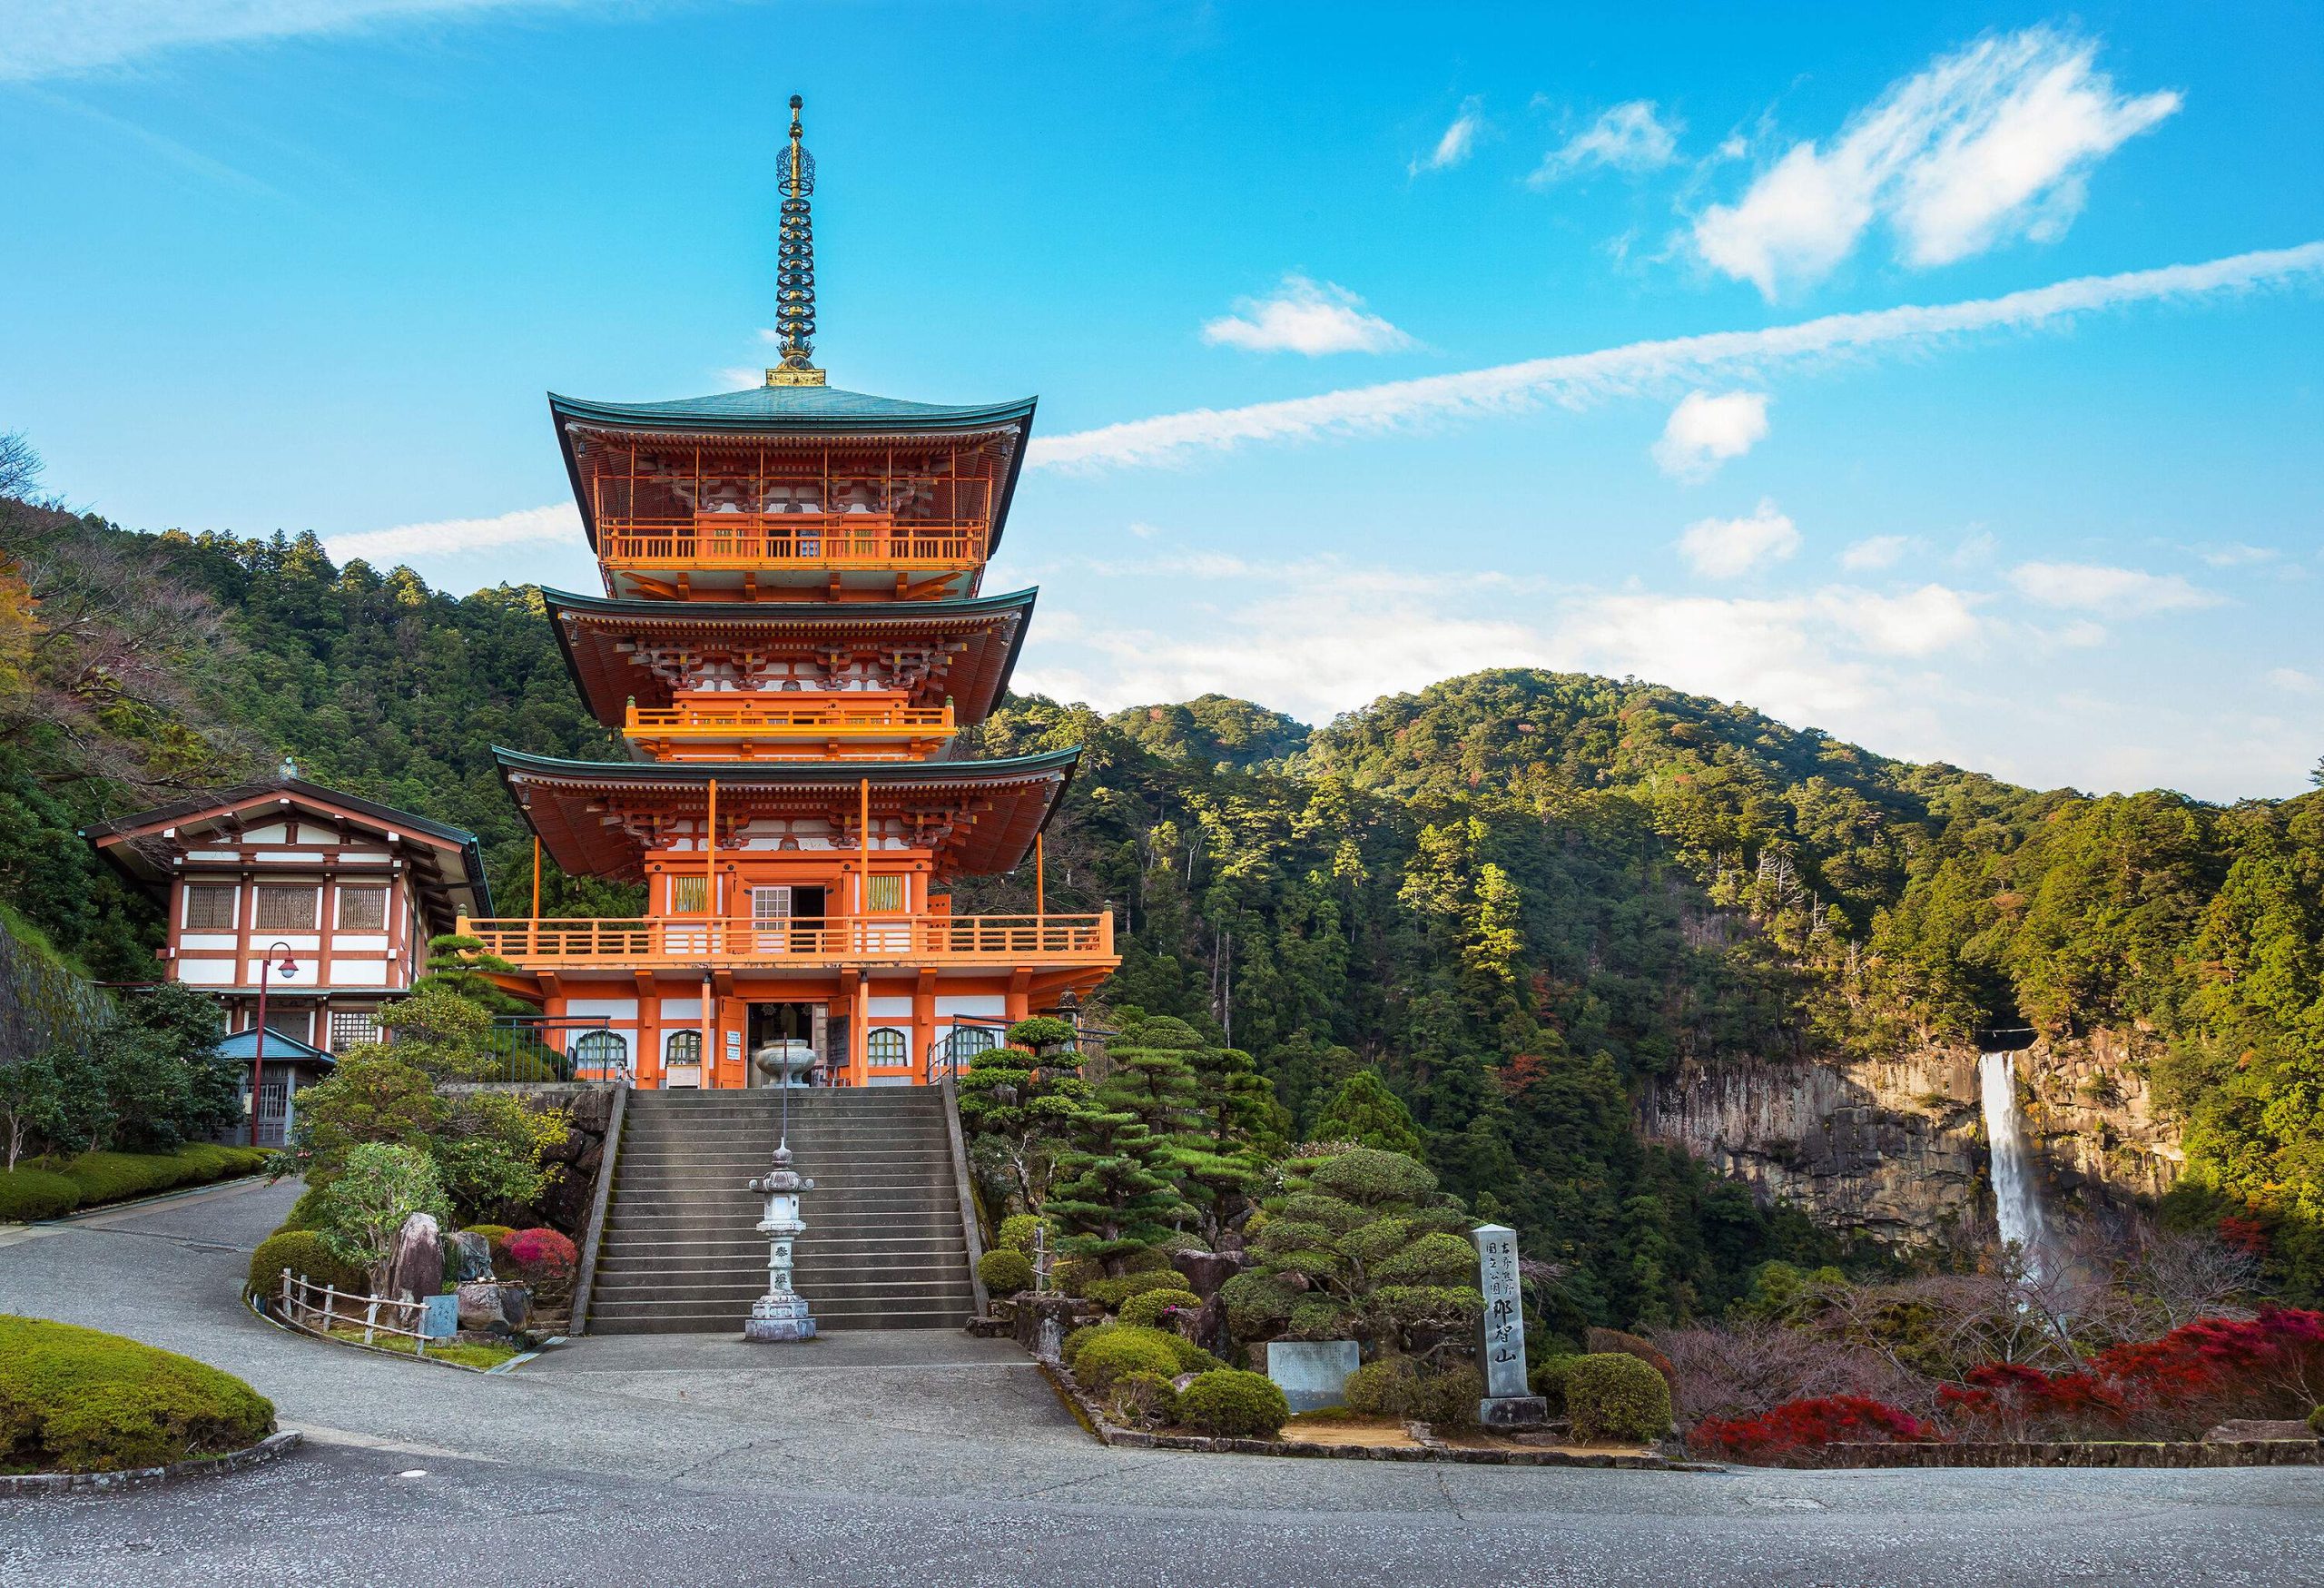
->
[1979, 1050, 2053, 1284]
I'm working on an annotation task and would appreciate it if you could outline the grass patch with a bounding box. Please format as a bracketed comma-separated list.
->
[320, 1325, 520, 1371]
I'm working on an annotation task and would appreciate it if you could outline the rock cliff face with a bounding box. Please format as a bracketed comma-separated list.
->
[1639, 1031, 2184, 1247]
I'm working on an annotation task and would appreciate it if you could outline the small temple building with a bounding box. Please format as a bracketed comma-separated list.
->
[81, 766, 493, 1054]
[81, 769, 492, 1140]
[459, 97, 1118, 1090]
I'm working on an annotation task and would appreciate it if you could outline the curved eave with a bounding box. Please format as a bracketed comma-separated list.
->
[547, 389, 1038, 557]
[493, 745, 1078, 880]
[541, 587, 1037, 729]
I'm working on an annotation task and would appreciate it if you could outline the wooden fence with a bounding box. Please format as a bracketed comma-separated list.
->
[277, 1269, 438, 1354]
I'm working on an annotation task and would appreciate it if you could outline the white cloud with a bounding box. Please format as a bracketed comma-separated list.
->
[1678, 498, 1799, 578]
[1531, 100, 1683, 184]
[1842, 534, 1912, 570]
[1031, 241, 2324, 470]
[1651, 390, 1770, 478]
[1412, 98, 1482, 175]
[0, 0, 586, 81]
[325, 502, 580, 564]
[1200, 275, 1416, 357]
[1822, 583, 1983, 656]
[2006, 560, 2224, 614]
[2264, 666, 2319, 694]
[1693, 28, 2181, 296]
[2196, 542, 2280, 567]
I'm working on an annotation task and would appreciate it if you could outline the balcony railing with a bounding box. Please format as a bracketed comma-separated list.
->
[458, 912, 1116, 971]
[596, 516, 988, 572]
[624, 701, 957, 738]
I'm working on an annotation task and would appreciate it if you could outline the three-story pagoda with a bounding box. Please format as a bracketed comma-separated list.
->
[464, 97, 1116, 1090]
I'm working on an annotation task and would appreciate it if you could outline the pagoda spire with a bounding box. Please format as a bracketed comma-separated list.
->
[767, 94, 826, 388]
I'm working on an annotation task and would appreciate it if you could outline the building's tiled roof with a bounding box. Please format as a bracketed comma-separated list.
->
[547, 386, 1037, 433]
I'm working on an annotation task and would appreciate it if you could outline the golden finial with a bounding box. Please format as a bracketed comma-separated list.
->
[767, 93, 826, 387]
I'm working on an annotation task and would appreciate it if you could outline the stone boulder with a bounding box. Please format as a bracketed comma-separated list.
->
[456, 1279, 533, 1335]
[382, 1213, 443, 1303]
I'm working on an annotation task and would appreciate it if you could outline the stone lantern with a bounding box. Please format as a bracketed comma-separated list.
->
[743, 1143, 817, 1343]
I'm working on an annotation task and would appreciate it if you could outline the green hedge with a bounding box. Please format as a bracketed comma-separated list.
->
[248, 1229, 367, 1299]
[1072, 1326, 1185, 1392]
[0, 1315, 274, 1474]
[0, 1146, 269, 1224]
[1564, 1352, 1672, 1445]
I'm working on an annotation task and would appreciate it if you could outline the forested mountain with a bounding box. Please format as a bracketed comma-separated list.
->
[5, 489, 2320, 1324]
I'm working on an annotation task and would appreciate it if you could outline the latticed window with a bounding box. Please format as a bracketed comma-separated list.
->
[950, 1026, 997, 1060]
[665, 1031, 703, 1064]
[867, 1027, 909, 1067]
[183, 883, 238, 930]
[670, 875, 710, 913]
[328, 1009, 380, 1050]
[866, 874, 905, 912]
[335, 887, 387, 931]
[254, 885, 317, 931]
[573, 1031, 629, 1079]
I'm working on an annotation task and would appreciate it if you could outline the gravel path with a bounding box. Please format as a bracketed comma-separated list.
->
[3, 1178, 2319, 1585]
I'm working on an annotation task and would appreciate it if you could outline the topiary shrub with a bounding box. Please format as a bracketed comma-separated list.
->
[1118, 1288, 1201, 1329]
[1050, 1256, 1101, 1297]
[58, 1151, 194, 1207]
[1344, 1355, 1423, 1418]
[996, 1214, 1050, 1256]
[1177, 1369, 1289, 1439]
[1070, 1325, 1185, 1393]
[1417, 1364, 1483, 1432]
[0, 1315, 274, 1473]
[1530, 1353, 1581, 1416]
[1585, 1326, 1679, 1400]
[978, 1248, 1035, 1296]
[1059, 1324, 1101, 1370]
[1087, 1268, 1194, 1309]
[1105, 1370, 1180, 1429]
[0, 1167, 82, 1222]
[248, 1229, 366, 1299]
[1565, 1352, 1673, 1445]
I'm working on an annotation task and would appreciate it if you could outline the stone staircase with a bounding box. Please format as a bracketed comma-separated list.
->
[586, 1088, 978, 1336]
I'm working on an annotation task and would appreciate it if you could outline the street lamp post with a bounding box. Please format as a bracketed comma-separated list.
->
[250, 942, 299, 1148]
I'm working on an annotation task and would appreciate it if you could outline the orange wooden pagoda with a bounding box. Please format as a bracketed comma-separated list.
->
[463, 97, 1116, 1089]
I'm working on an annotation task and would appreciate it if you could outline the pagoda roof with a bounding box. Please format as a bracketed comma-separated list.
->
[81, 777, 494, 929]
[549, 386, 1036, 431]
[541, 587, 1037, 730]
[548, 384, 1039, 557]
[491, 745, 1078, 881]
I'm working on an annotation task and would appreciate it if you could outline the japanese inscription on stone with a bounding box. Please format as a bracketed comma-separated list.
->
[1471, 1223, 1529, 1400]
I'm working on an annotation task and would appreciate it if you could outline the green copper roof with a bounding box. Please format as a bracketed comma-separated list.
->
[548, 385, 1037, 434]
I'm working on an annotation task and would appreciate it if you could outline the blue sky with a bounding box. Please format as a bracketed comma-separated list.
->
[3, 2, 2319, 798]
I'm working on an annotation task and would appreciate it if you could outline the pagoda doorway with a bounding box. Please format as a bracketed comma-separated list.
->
[747, 1001, 822, 1086]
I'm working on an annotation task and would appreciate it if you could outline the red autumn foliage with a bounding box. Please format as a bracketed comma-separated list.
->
[2215, 1217, 2270, 1258]
[504, 1227, 577, 1283]
[1689, 1396, 1935, 1464]
[1939, 1308, 2324, 1441]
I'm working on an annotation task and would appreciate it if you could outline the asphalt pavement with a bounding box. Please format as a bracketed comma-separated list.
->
[2, 1178, 2319, 1586]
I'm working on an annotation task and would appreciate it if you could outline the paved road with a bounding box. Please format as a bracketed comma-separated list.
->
[3, 1179, 2320, 1586]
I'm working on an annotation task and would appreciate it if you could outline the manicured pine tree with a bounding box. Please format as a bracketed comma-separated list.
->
[1043, 1102, 1192, 1276]
[1310, 1070, 1425, 1158]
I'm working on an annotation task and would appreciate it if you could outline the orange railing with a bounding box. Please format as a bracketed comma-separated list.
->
[624, 701, 956, 739]
[458, 912, 1116, 970]
[596, 518, 988, 571]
